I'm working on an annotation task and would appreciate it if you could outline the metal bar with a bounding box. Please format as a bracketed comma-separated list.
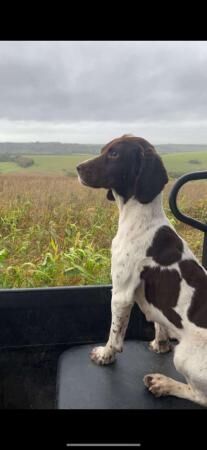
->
[169, 171, 207, 269]
[202, 232, 207, 269]
[169, 171, 207, 233]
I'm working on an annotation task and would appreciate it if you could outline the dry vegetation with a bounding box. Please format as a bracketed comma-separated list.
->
[0, 173, 206, 288]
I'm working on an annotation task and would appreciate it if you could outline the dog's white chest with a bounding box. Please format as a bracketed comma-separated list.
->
[111, 242, 131, 291]
[111, 222, 144, 290]
[110, 195, 168, 291]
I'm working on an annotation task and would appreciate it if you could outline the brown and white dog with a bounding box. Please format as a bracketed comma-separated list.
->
[76, 135, 207, 407]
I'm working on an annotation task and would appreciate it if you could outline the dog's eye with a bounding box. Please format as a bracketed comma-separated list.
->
[109, 149, 118, 158]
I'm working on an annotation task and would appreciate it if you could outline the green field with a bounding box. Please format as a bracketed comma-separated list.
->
[162, 151, 207, 176]
[0, 161, 21, 173]
[0, 154, 93, 175]
[0, 151, 207, 176]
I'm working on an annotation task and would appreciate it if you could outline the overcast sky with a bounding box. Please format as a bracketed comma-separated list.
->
[1, 41, 207, 144]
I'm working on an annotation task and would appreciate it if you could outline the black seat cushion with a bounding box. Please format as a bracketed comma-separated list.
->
[56, 341, 204, 409]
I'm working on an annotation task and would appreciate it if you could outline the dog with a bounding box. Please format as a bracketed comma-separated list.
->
[76, 135, 207, 407]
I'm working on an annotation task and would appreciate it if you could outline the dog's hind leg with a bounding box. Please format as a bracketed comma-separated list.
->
[149, 323, 173, 354]
[143, 373, 207, 405]
[134, 283, 173, 354]
[144, 338, 207, 407]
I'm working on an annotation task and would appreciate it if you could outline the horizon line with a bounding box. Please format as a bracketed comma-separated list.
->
[0, 141, 207, 146]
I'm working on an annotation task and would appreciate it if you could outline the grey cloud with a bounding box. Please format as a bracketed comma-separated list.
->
[0, 41, 207, 125]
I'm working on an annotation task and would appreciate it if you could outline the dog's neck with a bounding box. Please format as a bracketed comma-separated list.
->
[112, 190, 166, 231]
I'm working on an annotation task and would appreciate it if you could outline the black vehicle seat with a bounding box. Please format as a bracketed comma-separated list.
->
[56, 340, 203, 409]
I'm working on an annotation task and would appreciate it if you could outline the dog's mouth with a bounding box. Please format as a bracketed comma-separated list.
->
[77, 173, 104, 189]
[77, 162, 106, 189]
[77, 168, 115, 201]
[107, 189, 115, 201]
[77, 174, 89, 187]
[78, 174, 115, 201]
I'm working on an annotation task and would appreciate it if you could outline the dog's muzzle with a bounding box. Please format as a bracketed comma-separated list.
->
[76, 164, 89, 186]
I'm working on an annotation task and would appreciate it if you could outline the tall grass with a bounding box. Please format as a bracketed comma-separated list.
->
[0, 174, 206, 288]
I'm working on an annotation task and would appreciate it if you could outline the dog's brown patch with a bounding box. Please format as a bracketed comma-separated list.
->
[180, 259, 207, 328]
[146, 226, 183, 266]
[141, 266, 183, 328]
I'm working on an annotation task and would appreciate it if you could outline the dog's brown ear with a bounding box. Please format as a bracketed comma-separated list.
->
[106, 189, 115, 201]
[135, 146, 168, 204]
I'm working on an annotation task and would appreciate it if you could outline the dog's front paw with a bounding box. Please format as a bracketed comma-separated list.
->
[143, 373, 172, 397]
[149, 339, 173, 354]
[90, 346, 116, 365]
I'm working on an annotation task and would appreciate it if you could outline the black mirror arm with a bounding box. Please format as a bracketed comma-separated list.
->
[169, 171, 207, 269]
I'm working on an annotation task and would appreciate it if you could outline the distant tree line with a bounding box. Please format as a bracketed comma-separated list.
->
[0, 142, 102, 155]
[0, 142, 206, 156]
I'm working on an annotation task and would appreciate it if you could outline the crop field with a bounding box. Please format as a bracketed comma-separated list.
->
[0, 167, 207, 288]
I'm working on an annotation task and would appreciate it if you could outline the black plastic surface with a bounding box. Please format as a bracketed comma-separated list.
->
[0, 286, 154, 349]
[56, 341, 204, 409]
[0, 286, 154, 409]
[0, 346, 66, 409]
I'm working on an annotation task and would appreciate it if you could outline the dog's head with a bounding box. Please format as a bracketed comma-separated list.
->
[76, 135, 168, 204]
